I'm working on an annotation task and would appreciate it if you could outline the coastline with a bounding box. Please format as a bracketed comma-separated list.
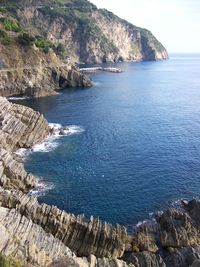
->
[0, 96, 200, 267]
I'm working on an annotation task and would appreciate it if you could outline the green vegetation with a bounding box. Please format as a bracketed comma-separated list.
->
[0, 18, 22, 32]
[0, 255, 22, 267]
[17, 33, 55, 54]
[140, 28, 164, 52]
[0, 7, 7, 14]
[35, 35, 53, 53]
[56, 43, 66, 56]
[0, 30, 12, 45]
[17, 33, 35, 46]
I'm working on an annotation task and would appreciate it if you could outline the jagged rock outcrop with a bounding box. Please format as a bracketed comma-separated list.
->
[0, 65, 92, 98]
[0, 188, 127, 259]
[159, 208, 199, 248]
[0, 97, 49, 151]
[0, 205, 129, 267]
[0, 149, 35, 192]
[0, 96, 49, 192]
[123, 200, 200, 267]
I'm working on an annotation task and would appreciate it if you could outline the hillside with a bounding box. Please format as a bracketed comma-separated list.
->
[0, 0, 168, 64]
[0, 2, 92, 98]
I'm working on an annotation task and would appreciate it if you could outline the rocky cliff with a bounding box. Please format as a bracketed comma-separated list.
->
[0, 63, 92, 98]
[0, 0, 168, 64]
[0, 13, 92, 98]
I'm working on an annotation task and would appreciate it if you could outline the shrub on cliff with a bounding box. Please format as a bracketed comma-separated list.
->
[0, 18, 22, 32]
[0, 30, 12, 45]
[56, 43, 66, 56]
[17, 33, 35, 46]
[0, 255, 22, 267]
[35, 35, 53, 53]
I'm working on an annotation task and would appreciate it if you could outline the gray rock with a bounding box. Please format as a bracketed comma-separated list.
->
[0, 187, 127, 259]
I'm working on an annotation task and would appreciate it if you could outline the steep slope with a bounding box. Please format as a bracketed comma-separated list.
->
[0, 6, 92, 97]
[0, 0, 168, 64]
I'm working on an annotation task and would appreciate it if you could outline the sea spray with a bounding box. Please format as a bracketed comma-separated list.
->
[15, 123, 85, 196]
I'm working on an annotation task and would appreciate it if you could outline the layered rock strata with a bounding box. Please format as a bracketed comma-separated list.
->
[0, 188, 127, 259]
[0, 65, 92, 98]
[0, 96, 49, 192]
[0, 205, 128, 267]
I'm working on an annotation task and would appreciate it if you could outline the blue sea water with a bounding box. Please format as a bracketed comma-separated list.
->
[15, 54, 200, 231]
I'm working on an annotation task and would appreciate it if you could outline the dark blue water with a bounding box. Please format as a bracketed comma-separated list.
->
[16, 54, 200, 230]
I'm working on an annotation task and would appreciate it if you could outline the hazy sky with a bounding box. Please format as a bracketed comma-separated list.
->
[91, 0, 200, 53]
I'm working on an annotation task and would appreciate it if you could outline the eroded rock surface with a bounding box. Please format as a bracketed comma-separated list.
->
[0, 205, 129, 267]
[0, 65, 92, 98]
[0, 149, 35, 192]
[0, 97, 49, 151]
[0, 188, 127, 259]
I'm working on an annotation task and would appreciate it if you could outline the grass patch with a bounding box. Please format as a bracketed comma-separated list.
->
[0, 30, 12, 45]
[0, 18, 22, 32]
[0, 255, 22, 267]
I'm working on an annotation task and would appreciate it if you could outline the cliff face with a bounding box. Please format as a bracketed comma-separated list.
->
[1, 0, 168, 64]
[0, 96, 49, 191]
[0, 14, 92, 98]
[0, 64, 92, 98]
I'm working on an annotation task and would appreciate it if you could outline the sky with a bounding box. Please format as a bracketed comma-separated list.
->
[91, 0, 200, 53]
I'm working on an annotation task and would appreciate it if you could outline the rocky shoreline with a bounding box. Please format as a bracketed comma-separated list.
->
[0, 96, 200, 267]
[0, 65, 92, 99]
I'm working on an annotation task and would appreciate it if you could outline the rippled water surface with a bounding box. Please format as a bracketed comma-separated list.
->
[16, 54, 200, 230]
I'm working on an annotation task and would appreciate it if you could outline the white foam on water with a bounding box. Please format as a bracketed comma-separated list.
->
[15, 148, 30, 158]
[49, 123, 84, 137]
[15, 124, 84, 156]
[28, 178, 55, 197]
[136, 220, 148, 227]
[32, 136, 59, 153]
[93, 81, 101, 87]
[7, 96, 31, 101]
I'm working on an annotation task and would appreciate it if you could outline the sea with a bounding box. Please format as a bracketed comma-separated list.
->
[12, 53, 200, 231]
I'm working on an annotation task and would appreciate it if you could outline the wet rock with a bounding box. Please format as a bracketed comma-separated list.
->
[59, 128, 66, 135]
